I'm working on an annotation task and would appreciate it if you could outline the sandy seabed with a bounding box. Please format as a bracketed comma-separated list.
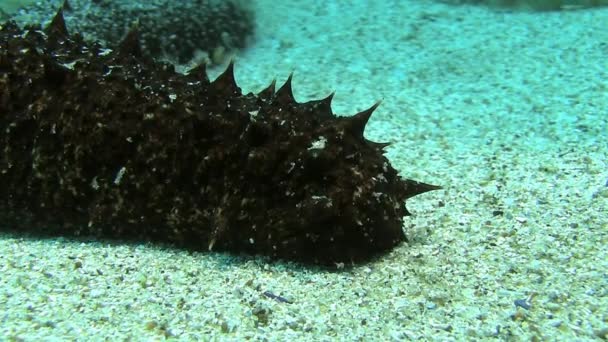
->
[1, 0, 607, 340]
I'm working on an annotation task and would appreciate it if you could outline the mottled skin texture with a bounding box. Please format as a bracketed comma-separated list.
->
[0, 12, 439, 265]
[61, 0, 255, 64]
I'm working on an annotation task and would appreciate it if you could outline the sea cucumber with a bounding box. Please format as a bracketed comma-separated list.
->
[0, 11, 439, 265]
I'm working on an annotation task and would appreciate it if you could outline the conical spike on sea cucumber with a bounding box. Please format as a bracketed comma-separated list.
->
[367, 140, 391, 150]
[62, 0, 72, 11]
[274, 73, 296, 104]
[311, 91, 335, 115]
[45, 9, 69, 37]
[343, 100, 381, 139]
[187, 62, 209, 83]
[117, 27, 143, 58]
[211, 60, 239, 94]
[257, 79, 276, 101]
[403, 180, 442, 199]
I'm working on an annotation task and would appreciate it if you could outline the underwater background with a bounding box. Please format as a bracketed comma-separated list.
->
[1, 0, 607, 340]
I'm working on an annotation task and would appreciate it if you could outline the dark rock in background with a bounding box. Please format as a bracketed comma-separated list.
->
[3, 0, 254, 65]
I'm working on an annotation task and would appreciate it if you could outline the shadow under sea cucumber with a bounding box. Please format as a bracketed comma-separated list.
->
[0, 10, 440, 265]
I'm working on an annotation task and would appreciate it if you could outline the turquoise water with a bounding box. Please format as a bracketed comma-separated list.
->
[1, 0, 607, 340]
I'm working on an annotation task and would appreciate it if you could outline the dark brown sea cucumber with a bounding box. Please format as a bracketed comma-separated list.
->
[0, 11, 440, 265]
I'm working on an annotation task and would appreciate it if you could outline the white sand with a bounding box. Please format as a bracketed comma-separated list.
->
[1, 0, 607, 340]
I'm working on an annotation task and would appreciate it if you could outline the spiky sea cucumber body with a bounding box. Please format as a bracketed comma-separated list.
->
[0, 12, 439, 264]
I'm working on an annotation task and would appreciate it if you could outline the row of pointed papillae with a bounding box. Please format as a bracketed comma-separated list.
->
[44, 5, 440, 203]
[45, 6, 382, 145]
[195, 50, 440, 200]
[45, 5, 391, 144]
[207, 60, 384, 140]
